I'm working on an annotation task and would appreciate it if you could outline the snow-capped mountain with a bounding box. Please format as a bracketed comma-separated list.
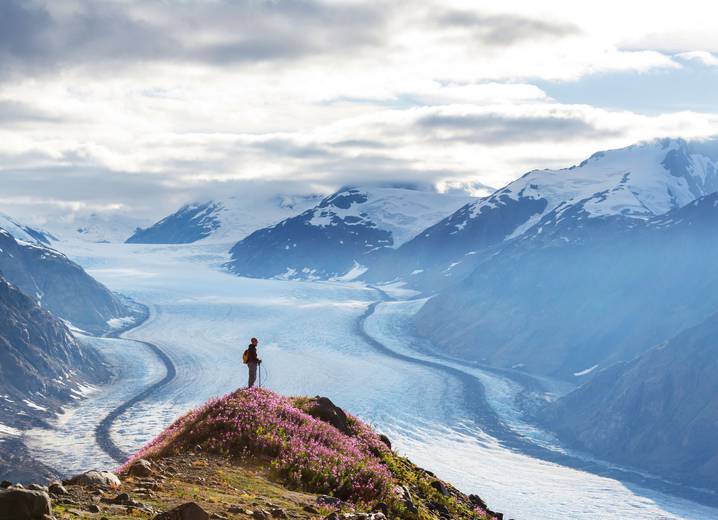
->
[416, 190, 718, 379]
[226, 186, 476, 279]
[126, 193, 322, 244]
[0, 220, 139, 334]
[368, 138, 718, 283]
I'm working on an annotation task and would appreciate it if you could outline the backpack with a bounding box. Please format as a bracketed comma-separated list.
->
[242, 349, 249, 364]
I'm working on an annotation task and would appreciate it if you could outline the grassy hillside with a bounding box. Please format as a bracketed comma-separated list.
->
[48, 388, 502, 520]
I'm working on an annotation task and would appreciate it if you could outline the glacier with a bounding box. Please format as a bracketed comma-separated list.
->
[21, 239, 718, 520]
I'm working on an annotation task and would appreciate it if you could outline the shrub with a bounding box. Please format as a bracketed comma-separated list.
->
[121, 387, 391, 502]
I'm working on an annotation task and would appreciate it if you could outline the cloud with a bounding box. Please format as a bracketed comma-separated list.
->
[675, 51, 718, 66]
[0, 100, 63, 124]
[1, 0, 718, 227]
[414, 109, 618, 144]
[0, 0, 388, 78]
[436, 10, 580, 45]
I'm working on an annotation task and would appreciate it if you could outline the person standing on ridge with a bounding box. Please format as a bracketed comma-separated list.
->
[243, 337, 261, 388]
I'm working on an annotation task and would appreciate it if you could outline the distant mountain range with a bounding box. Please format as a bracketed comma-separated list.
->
[126, 193, 322, 244]
[225, 186, 475, 279]
[366, 138, 718, 285]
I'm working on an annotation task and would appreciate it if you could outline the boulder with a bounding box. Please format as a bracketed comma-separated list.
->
[66, 470, 121, 489]
[128, 459, 154, 478]
[430, 479, 449, 496]
[0, 488, 53, 520]
[305, 396, 349, 434]
[378, 434, 391, 449]
[47, 482, 67, 496]
[317, 494, 342, 506]
[154, 502, 209, 520]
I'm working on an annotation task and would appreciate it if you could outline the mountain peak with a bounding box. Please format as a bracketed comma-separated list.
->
[226, 185, 475, 280]
[376, 136, 718, 283]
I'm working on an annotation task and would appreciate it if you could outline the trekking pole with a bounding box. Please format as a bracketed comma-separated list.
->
[259, 362, 262, 388]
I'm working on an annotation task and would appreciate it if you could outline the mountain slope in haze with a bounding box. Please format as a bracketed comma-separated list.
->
[539, 310, 718, 489]
[415, 191, 718, 379]
[226, 186, 475, 280]
[0, 275, 108, 419]
[0, 274, 109, 481]
[126, 193, 322, 244]
[367, 138, 718, 284]
[0, 224, 137, 334]
[0, 213, 56, 245]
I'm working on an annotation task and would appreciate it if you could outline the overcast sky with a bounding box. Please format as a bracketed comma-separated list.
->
[2, 0, 718, 224]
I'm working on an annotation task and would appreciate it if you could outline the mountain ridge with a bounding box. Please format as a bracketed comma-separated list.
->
[226, 185, 475, 280]
[366, 137, 718, 285]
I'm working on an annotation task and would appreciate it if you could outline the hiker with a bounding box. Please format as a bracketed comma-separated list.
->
[243, 337, 261, 388]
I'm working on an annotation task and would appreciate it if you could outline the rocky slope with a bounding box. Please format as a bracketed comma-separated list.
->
[9, 389, 502, 520]
[0, 275, 109, 482]
[0, 224, 137, 334]
[539, 311, 718, 489]
[226, 186, 474, 280]
[415, 191, 718, 379]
